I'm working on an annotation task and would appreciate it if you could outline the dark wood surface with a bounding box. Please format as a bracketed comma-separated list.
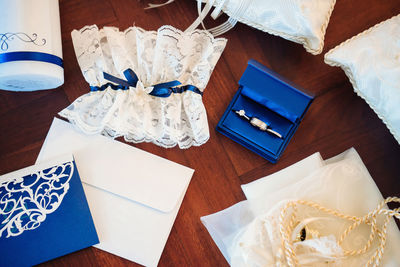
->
[1, 0, 400, 266]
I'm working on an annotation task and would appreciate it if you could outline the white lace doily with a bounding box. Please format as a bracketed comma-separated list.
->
[59, 24, 227, 148]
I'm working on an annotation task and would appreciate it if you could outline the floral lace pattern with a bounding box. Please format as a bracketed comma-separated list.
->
[60, 25, 227, 148]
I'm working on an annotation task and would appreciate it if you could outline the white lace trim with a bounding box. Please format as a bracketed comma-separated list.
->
[60, 24, 227, 148]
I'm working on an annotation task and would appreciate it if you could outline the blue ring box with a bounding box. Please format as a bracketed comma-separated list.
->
[216, 59, 314, 163]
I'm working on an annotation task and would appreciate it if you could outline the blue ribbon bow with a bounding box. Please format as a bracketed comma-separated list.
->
[90, 69, 203, 97]
[90, 69, 138, 91]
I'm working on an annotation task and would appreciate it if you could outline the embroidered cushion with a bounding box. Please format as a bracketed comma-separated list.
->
[325, 14, 400, 144]
[191, 0, 336, 55]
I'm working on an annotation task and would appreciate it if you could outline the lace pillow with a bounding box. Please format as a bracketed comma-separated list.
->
[185, 0, 336, 55]
[324, 14, 400, 144]
[59, 25, 227, 148]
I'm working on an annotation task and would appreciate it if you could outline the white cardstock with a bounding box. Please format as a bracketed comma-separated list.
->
[36, 118, 194, 267]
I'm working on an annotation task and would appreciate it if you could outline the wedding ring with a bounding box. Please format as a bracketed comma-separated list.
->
[266, 128, 282, 139]
[250, 117, 268, 131]
[235, 109, 283, 138]
[235, 109, 250, 120]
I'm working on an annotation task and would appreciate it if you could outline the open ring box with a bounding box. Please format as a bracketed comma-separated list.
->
[217, 59, 314, 163]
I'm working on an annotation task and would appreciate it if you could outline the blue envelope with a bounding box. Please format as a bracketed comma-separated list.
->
[0, 155, 99, 267]
[217, 59, 314, 163]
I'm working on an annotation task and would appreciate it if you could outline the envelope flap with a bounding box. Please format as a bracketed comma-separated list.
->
[36, 118, 194, 213]
[75, 139, 194, 213]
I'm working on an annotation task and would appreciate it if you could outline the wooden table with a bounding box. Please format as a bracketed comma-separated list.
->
[1, 0, 399, 266]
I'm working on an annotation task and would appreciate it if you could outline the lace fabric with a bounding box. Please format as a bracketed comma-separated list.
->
[324, 14, 400, 144]
[59, 25, 227, 148]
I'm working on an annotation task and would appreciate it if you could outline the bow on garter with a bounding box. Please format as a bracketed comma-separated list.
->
[90, 69, 203, 98]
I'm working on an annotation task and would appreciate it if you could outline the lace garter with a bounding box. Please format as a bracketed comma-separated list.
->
[59, 25, 227, 148]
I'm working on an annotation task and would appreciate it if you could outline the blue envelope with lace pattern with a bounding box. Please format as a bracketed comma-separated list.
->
[0, 155, 99, 267]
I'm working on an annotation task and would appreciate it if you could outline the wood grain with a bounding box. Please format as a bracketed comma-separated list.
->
[1, 0, 399, 266]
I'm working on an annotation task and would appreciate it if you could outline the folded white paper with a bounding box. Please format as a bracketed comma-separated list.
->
[201, 201, 254, 263]
[36, 118, 194, 267]
[241, 152, 324, 200]
[202, 148, 400, 266]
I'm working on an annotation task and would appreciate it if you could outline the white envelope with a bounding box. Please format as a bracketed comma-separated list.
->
[36, 118, 194, 267]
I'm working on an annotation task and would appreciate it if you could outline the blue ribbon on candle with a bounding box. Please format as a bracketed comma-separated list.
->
[0, 51, 63, 68]
[91, 69, 203, 97]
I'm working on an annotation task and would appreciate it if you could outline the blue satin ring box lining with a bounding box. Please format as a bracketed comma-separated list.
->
[217, 59, 314, 163]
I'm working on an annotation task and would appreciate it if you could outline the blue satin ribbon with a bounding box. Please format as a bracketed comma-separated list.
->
[91, 69, 203, 97]
[91, 69, 138, 91]
[0, 51, 63, 68]
[149, 81, 203, 97]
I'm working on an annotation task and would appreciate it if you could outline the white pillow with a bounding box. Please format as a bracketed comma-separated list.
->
[190, 0, 337, 55]
[324, 14, 400, 144]
[150, 0, 336, 54]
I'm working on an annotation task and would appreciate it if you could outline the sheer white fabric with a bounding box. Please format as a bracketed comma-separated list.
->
[325, 14, 400, 144]
[193, 0, 337, 55]
[229, 202, 345, 267]
[59, 25, 227, 148]
[201, 149, 400, 266]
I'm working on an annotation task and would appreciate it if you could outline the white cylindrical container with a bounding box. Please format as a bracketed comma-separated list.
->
[0, 0, 64, 91]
